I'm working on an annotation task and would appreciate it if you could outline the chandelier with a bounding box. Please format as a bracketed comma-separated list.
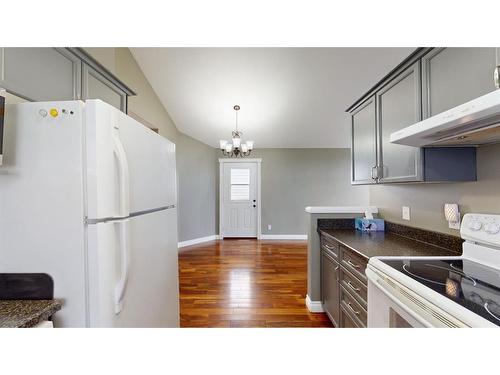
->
[219, 105, 254, 157]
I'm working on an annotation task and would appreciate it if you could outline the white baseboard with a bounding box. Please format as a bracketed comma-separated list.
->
[178, 235, 219, 248]
[305, 294, 324, 313]
[260, 234, 308, 240]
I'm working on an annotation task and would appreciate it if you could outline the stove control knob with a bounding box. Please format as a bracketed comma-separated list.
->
[484, 223, 500, 234]
[468, 220, 482, 231]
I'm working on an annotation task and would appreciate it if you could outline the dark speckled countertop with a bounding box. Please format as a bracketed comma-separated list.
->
[319, 229, 460, 259]
[0, 299, 62, 328]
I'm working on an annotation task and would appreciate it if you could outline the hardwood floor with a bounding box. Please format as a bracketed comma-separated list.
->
[178, 239, 333, 328]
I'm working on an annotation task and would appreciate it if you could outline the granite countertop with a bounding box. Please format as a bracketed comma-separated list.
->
[319, 229, 460, 259]
[0, 299, 62, 328]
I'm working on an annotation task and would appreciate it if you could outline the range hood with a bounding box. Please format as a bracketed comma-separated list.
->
[390, 89, 500, 147]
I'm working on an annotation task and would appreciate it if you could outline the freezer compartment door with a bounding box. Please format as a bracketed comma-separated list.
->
[85, 100, 176, 220]
[87, 208, 179, 327]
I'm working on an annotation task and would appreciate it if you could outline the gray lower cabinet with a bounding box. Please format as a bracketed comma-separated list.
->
[339, 306, 361, 328]
[321, 250, 340, 326]
[422, 47, 499, 118]
[351, 95, 377, 184]
[377, 61, 423, 182]
[321, 234, 368, 327]
[0, 48, 81, 101]
[82, 63, 127, 112]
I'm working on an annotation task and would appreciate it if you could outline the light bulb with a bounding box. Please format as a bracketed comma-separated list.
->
[246, 140, 254, 150]
[219, 140, 228, 150]
[225, 144, 233, 153]
[232, 136, 241, 148]
[241, 144, 248, 153]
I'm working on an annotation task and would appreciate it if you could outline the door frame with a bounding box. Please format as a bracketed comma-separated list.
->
[219, 158, 262, 239]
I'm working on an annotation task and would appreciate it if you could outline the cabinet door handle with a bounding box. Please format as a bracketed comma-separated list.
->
[347, 280, 360, 292]
[347, 302, 360, 315]
[495, 66, 500, 89]
[371, 165, 377, 180]
[334, 265, 340, 271]
[347, 260, 360, 269]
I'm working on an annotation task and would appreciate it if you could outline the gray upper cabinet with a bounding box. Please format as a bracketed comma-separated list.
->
[351, 96, 377, 184]
[82, 63, 127, 112]
[0, 48, 81, 101]
[348, 47, 480, 185]
[377, 61, 423, 182]
[422, 47, 499, 118]
[0, 48, 133, 113]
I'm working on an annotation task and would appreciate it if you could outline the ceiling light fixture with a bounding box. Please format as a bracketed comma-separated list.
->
[219, 105, 254, 157]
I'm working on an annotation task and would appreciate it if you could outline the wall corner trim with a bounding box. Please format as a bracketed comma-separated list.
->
[305, 294, 324, 313]
[260, 234, 308, 240]
[178, 235, 219, 248]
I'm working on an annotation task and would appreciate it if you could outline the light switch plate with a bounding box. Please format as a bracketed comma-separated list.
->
[267, 224, 272, 231]
[402, 206, 411, 221]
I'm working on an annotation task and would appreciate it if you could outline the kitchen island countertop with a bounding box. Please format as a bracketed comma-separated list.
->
[0, 299, 62, 328]
[319, 228, 461, 260]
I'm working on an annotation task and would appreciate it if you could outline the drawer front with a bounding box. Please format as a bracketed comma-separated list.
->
[340, 246, 368, 282]
[339, 305, 361, 328]
[320, 235, 339, 259]
[340, 267, 367, 307]
[340, 286, 367, 327]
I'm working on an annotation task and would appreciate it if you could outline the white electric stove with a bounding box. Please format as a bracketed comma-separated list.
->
[366, 213, 500, 328]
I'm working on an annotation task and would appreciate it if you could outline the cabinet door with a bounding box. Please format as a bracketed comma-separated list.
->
[321, 251, 340, 327]
[82, 63, 127, 112]
[351, 96, 377, 184]
[0, 48, 81, 101]
[422, 47, 499, 118]
[377, 61, 423, 182]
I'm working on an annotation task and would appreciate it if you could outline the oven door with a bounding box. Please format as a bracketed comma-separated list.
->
[367, 268, 425, 327]
[366, 266, 466, 328]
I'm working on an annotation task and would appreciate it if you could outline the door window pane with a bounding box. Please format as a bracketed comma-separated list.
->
[230, 168, 250, 201]
[231, 185, 250, 201]
[230, 169, 250, 184]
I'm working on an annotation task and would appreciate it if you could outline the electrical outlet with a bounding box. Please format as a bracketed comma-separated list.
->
[267, 224, 272, 231]
[402, 206, 411, 221]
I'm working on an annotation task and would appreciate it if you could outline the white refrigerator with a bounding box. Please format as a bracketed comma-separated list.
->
[0, 99, 180, 327]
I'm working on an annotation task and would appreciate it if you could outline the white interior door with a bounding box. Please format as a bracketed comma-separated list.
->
[221, 162, 259, 238]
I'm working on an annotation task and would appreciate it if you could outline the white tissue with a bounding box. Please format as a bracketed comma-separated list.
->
[364, 211, 374, 220]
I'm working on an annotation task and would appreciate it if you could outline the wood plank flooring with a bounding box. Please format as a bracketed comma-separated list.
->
[178, 239, 333, 328]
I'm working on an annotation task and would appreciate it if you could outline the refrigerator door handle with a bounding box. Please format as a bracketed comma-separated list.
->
[114, 219, 130, 314]
[112, 130, 130, 218]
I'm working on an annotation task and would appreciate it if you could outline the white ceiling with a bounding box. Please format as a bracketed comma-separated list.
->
[131, 48, 415, 148]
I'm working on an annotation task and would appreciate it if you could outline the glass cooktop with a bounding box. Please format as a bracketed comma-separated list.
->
[382, 258, 500, 326]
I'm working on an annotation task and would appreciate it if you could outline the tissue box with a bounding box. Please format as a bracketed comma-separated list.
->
[355, 218, 385, 232]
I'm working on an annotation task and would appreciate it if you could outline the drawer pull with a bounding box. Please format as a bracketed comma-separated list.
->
[347, 302, 360, 315]
[347, 280, 360, 292]
[324, 244, 335, 250]
[347, 260, 360, 269]
[334, 265, 340, 271]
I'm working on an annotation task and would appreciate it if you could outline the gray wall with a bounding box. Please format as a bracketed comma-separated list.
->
[177, 133, 219, 241]
[251, 148, 370, 235]
[369, 143, 500, 235]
